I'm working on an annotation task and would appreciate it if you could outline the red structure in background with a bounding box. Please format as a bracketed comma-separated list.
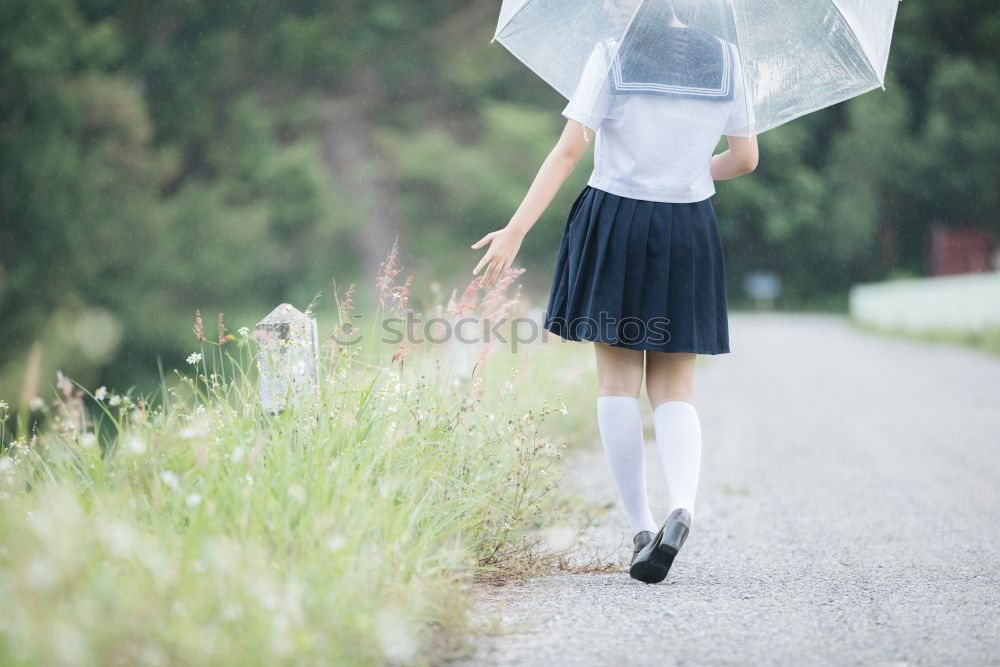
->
[928, 224, 994, 276]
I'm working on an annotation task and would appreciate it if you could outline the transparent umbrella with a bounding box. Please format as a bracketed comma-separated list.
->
[493, 0, 900, 136]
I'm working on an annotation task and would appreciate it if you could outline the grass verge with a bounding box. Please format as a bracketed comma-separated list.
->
[0, 264, 596, 666]
[850, 319, 1000, 357]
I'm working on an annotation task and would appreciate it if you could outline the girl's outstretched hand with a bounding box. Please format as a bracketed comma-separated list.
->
[468, 119, 589, 288]
[471, 226, 524, 288]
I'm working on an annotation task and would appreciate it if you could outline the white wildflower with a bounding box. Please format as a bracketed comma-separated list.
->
[29, 397, 45, 411]
[288, 484, 307, 505]
[94, 386, 108, 402]
[222, 602, 243, 621]
[238, 326, 250, 337]
[99, 520, 136, 557]
[195, 405, 206, 416]
[108, 394, 122, 407]
[79, 433, 97, 449]
[124, 435, 146, 455]
[160, 470, 180, 491]
[186, 353, 203, 365]
[185, 493, 202, 508]
[376, 606, 419, 664]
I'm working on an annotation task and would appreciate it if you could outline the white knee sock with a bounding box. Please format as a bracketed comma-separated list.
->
[652, 400, 703, 523]
[596, 395, 658, 536]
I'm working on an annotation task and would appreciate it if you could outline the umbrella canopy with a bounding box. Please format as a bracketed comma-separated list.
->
[493, 0, 900, 136]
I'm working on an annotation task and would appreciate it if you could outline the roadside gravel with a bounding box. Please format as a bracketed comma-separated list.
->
[454, 313, 1000, 666]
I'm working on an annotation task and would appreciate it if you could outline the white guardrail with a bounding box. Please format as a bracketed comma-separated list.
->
[848, 272, 1000, 333]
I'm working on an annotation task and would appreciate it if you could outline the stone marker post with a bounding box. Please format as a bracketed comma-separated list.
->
[254, 304, 320, 415]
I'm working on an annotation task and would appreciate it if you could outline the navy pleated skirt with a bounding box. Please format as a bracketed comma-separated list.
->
[542, 185, 730, 354]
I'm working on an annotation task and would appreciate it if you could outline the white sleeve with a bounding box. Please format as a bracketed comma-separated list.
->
[562, 41, 615, 133]
[724, 45, 755, 136]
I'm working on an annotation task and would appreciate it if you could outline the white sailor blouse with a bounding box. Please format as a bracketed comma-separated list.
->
[563, 25, 754, 204]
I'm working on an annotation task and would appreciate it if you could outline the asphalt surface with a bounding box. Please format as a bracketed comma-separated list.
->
[455, 313, 1000, 666]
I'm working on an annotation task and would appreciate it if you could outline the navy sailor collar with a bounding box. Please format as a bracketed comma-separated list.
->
[609, 25, 735, 102]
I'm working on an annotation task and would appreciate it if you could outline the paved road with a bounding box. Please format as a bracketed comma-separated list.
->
[456, 313, 1000, 666]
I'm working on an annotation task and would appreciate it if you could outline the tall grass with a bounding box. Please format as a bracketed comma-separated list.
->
[0, 257, 594, 665]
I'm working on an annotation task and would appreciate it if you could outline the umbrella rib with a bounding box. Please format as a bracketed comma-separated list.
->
[828, 0, 882, 87]
[879, 0, 902, 84]
[727, 0, 756, 136]
[493, 0, 539, 43]
[591, 0, 651, 102]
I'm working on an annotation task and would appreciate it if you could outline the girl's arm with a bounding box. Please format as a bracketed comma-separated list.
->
[711, 135, 759, 180]
[472, 119, 591, 287]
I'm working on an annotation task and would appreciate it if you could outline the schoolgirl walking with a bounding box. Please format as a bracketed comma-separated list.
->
[471, 0, 758, 584]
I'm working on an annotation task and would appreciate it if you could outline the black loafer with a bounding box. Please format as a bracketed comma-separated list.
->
[630, 531, 654, 566]
[629, 508, 692, 584]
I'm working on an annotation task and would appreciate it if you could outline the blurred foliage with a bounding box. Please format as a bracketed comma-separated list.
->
[1, 0, 998, 401]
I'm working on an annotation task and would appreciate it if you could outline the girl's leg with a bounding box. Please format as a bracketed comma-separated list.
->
[593, 342, 658, 536]
[645, 352, 702, 523]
